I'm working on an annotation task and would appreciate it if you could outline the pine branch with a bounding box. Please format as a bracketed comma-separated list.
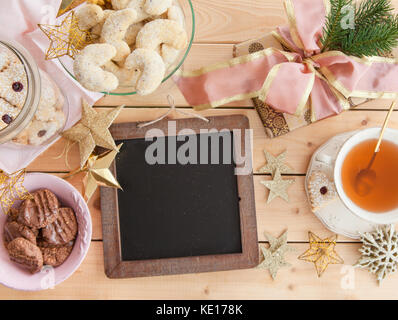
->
[355, 0, 393, 26]
[342, 18, 398, 56]
[321, 0, 352, 52]
[321, 0, 398, 57]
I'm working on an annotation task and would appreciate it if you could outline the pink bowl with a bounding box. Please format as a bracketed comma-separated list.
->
[0, 173, 92, 291]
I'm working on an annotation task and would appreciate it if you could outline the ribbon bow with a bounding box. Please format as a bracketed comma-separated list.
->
[174, 0, 398, 122]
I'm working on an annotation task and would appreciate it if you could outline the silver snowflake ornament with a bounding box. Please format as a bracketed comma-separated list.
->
[355, 224, 398, 284]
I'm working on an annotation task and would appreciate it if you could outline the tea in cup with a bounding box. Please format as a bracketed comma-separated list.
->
[334, 128, 398, 224]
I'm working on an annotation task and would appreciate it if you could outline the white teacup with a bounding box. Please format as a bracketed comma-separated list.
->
[334, 127, 398, 225]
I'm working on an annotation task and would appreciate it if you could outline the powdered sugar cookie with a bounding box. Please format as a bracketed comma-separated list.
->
[0, 98, 20, 130]
[0, 51, 10, 71]
[144, 0, 172, 16]
[13, 114, 65, 146]
[74, 43, 119, 92]
[308, 171, 338, 212]
[113, 0, 151, 22]
[136, 19, 187, 51]
[91, 10, 114, 39]
[111, 0, 130, 10]
[125, 22, 144, 46]
[24, 120, 59, 146]
[103, 61, 141, 86]
[161, 45, 180, 69]
[76, 3, 104, 30]
[167, 5, 184, 26]
[0, 59, 28, 109]
[101, 8, 138, 62]
[125, 48, 165, 95]
[35, 73, 59, 122]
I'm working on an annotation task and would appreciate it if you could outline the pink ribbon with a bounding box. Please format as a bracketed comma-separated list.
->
[174, 0, 398, 121]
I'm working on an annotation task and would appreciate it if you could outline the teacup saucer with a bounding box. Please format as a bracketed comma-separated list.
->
[305, 130, 378, 239]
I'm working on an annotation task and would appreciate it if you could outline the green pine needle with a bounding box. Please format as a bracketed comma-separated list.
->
[321, 0, 398, 57]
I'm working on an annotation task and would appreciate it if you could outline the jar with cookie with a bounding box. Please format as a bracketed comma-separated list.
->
[0, 40, 68, 146]
[59, 0, 195, 96]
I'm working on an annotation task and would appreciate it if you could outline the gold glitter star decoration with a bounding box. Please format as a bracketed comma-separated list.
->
[258, 150, 292, 175]
[62, 100, 124, 168]
[260, 169, 294, 203]
[257, 230, 295, 280]
[39, 11, 93, 60]
[64, 144, 123, 201]
[0, 169, 31, 215]
[299, 231, 344, 277]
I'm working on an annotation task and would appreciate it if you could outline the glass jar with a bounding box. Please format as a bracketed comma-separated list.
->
[0, 39, 68, 146]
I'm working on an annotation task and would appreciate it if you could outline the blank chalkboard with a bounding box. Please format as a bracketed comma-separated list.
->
[100, 115, 258, 278]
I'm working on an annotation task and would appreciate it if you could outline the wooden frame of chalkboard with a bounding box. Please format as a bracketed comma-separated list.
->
[100, 115, 258, 278]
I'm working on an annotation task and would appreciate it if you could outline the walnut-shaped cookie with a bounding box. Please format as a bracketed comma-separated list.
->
[7, 238, 43, 274]
[41, 208, 78, 246]
[18, 189, 60, 229]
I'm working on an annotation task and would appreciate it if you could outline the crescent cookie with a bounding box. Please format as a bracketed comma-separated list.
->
[91, 9, 114, 39]
[103, 61, 141, 87]
[113, 0, 151, 22]
[125, 48, 165, 95]
[100, 8, 138, 62]
[144, 0, 172, 16]
[74, 43, 119, 92]
[125, 22, 145, 46]
[76, 3, 104, 30]
[136, 19, 187, 51]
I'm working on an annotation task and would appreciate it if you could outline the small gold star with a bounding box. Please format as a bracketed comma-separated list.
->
[257, 231, 295, 280]
[260, 169, 294, 203]
[39, 11, 92, 60]
[299, 232, 344, 277]
[258, 150, 292, 175]
[0, 169, 31, 214]
[65, 144, 123, 201]
[62, 100, 124, 168]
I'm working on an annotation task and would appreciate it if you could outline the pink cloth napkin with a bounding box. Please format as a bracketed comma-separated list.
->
[0, 0, 103, 174]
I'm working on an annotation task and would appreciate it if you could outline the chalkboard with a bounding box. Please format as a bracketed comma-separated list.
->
[100, 115, 258, 278]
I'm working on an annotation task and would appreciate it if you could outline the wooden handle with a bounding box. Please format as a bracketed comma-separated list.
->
[375, 101, 396, 153]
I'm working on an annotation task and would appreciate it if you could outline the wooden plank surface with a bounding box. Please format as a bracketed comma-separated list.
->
[3, 242, 398, 300]
[3, 0, 398, 300]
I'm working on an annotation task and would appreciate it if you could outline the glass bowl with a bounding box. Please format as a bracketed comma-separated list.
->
[58, 0, 195, 96]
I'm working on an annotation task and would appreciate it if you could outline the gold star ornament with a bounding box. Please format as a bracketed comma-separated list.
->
[57, 0, 86, 17]
[65, 144, 123, 201]
[258, 150, 292, 175]
[57, 0, 113, 16]
[62, 100, 124, 168]
[39, 11, 93, 60]
[257, 230, 295, 280]
[0, 169, 31, 214]
[260, 169, 294, 203]
[299, 232, 344, 277]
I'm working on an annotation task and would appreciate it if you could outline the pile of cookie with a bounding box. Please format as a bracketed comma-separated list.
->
[4, 189, 78, 274]
[74, 0, 188, 95]
[0, 46, 66, 146]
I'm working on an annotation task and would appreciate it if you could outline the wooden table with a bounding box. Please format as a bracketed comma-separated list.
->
[4, 0, 398, 300]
